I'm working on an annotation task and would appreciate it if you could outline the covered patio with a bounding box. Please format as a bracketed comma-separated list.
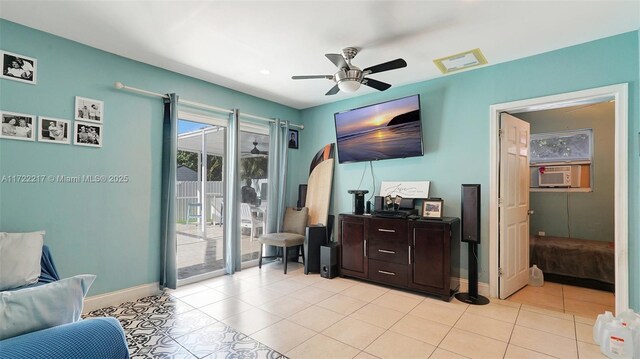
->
[176, 123, 270, 280]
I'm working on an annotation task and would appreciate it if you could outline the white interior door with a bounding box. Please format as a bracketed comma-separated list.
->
[499, 113, 531, 299]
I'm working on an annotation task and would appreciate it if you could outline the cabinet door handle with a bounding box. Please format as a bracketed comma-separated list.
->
[378, 270, 396, 276]
[378, 228, 396, 233]
[408, 246, 411, 264]
[378, 249, 396, 254]
[364, 240, 367, 257]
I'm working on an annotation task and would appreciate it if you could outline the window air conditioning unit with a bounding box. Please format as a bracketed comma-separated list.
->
[538, 166, 581, 187]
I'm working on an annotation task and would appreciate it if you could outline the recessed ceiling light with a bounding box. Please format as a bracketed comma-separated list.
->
[433, 48, 487, 74]
[259, 69, 270, 75]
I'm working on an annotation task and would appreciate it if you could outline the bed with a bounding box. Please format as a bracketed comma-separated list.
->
[529, 235, 614, 291]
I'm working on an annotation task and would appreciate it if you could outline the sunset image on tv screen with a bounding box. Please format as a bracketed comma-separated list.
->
[334, 95, 423, 163]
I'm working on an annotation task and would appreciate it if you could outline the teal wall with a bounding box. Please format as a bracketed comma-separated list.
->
[291, 31, 639, 309]
[520, 102, 614, 241]
[0, 20, 300, 295]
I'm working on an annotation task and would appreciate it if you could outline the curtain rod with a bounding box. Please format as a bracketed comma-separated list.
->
[114, 82, 303, 130]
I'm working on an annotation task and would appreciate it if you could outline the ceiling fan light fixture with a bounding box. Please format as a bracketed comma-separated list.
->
[338, 79, 361, 93]
[335, 68, 363, 93]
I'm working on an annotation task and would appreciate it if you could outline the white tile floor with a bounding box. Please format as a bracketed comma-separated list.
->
[506, 282, 615, 318]
[168, 262, 608, 359]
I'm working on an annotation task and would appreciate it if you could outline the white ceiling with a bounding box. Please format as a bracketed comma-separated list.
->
[1, 1, 638, 109]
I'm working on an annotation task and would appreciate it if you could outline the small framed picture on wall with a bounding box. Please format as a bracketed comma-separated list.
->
[288, 129, 299, 149]
[1, 50, 37, 85]
[422, 198, 444, 218]
[74, 122, 102, 148]
[38, 117, 71, 144]
[0, 111, 36, 141]
[75, 96, 104, 123]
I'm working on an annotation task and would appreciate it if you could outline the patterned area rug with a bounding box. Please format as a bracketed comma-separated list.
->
[84, 293, 286, 359]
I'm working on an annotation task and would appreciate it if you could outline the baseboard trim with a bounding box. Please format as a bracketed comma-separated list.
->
[84, 282, 161, 313]
[454, 277, 491, 298]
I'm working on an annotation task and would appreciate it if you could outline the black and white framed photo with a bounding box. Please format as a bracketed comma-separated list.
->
[75, 96, 103, 123]
[0, 111, 35, 141]
[74, 121, 102, 148]
[38, 117, 71, 144]
[288, 129, 299, 149]
[1, 50, 37, 84]
[422, 198, 444, 218]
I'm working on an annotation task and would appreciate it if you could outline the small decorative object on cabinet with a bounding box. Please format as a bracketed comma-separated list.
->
[338, 213, 460, 301]
[422, 198, 444, 218]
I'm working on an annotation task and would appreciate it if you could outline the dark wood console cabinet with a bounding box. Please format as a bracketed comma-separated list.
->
[338, 214, 460, 301]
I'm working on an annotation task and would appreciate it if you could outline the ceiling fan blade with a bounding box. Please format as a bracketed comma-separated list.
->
[292, 75, 333, 80]
[363, 77, 392, 91]
[325, 53, 350, 70]
[325, 84, 340, 96]
[363, 58, 407, 75]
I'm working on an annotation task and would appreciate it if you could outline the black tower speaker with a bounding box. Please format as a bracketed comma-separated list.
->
[455, 184, 489, 305]
[461, 184, 481, 243]
[320, 243, 339, 279]
[348, 190, 368, 215]
[297, 184, 308, 208]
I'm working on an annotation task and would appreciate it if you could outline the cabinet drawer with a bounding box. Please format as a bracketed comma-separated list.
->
[368, 218, 407, 242]
[368, 240, 408, 265]
[369, 259, 407, 287]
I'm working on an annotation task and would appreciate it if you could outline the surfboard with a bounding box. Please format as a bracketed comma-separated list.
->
[305, 144, 335, 226]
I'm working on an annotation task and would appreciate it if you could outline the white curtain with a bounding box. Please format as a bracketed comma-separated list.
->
[224, 110, 241, 274]
[266, 119, 290, 233]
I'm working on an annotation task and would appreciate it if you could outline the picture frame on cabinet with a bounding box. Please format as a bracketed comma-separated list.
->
[422, 198, 444, 218]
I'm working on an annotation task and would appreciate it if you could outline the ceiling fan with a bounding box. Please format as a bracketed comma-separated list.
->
[243, 139, 268, 157]
[292, 47, 407, 95]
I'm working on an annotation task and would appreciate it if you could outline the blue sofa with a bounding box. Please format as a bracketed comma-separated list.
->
[0, 246, 130, 359]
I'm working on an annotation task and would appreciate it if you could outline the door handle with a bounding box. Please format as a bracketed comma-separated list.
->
[408, 246, 411, 264]
[527, 210, 534, 215]
[378, 249, 396, 254]
[364, 240, 367, 257]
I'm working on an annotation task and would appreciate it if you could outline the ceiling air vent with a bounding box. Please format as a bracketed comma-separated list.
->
[433, 48, 487, 74]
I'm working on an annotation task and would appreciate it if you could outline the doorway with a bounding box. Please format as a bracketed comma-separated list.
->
[175, 112, 272, 285]
[176, 117, 227, 281]
[488, 84, 629, 315]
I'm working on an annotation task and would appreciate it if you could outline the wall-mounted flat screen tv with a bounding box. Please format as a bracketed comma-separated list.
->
[334, 94, 423, 164]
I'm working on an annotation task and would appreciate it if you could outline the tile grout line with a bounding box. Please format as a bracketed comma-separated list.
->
[357, 295, 424, 358]
[429, 298, 469, 356]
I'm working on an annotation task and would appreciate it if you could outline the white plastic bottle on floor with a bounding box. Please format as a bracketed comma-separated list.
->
[528, 265, 544, 287]
[601, 318, 634, 359]
[617, 310, 640, 328]
[594, 311, 615, 345]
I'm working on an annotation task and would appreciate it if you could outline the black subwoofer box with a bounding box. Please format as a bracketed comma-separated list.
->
[305, 225, 327, 274]
[320, 243, 339, 279]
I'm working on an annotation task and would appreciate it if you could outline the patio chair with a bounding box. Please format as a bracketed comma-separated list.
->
[211, 197, 224, 226]
[241, 203, 263, 240]
[186, 202, 201, 225]
[258, 207, 307, 274]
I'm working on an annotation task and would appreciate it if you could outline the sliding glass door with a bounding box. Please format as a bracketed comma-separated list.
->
[175, 114, 270, 281]
[176, 119, 226, 281]
[239, 128, 270, 265]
